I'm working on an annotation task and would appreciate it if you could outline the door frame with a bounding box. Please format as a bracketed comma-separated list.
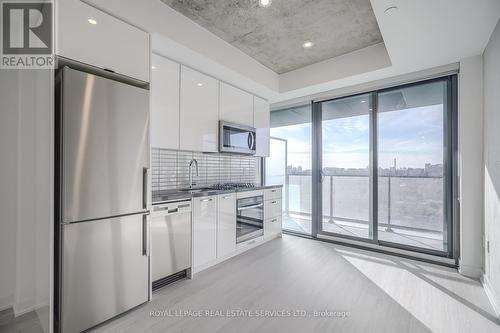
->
[311, 75, 458, 259]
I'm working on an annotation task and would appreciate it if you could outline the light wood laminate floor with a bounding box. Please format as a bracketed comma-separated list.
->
[0, 308, 44, 333]
[93, 235, 499, 333]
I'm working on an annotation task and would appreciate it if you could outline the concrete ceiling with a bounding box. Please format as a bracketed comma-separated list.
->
[85, 0, 500, 104]
[160, 0, 383, 74]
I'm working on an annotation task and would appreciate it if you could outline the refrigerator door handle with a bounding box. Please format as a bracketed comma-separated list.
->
[143, 167, 149, 210]
[142, 214, 150, 256]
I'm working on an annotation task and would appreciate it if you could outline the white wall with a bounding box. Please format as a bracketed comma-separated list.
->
[0, 70, 19, 311]
[279, 43, 391, 93]
[483, 18, 500, 317]
[0, 68, 52, 332]
[458, 55, 484, 279]
[14, 69, 52, 331]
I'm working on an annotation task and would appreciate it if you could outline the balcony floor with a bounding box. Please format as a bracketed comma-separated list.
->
[283, 213, 445, 252]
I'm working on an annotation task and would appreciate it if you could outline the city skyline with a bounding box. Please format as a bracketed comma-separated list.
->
[286, 162, 444, 178]
[270, 104, 444, 172]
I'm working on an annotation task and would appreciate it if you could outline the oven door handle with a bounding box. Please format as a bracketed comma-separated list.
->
[237, 203, 264, 211]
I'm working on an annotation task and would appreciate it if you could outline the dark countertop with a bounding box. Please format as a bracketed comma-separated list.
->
[152, 184, 283, 205]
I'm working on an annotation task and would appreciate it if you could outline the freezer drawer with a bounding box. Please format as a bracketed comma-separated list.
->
[61, 214, 149, 333]
[61, 67, 149, 223]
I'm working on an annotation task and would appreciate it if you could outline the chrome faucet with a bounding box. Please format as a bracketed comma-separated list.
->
[188, 159, 199, 189]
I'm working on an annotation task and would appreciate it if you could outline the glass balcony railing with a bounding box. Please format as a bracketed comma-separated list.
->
[282, 173, 445, 251]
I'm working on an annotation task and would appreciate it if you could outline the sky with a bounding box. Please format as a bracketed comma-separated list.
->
[269, 104, 444, 171]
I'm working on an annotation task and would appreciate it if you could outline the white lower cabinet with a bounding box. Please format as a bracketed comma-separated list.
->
[264, 216, 282, 237]
[264, 188, 283, 238]
[264, 187, 282, 201]
[217, 193, 236, 258]
[192, 187, 282, 274]
[264, 198, 282, 221]
[193, 196, 217, 268]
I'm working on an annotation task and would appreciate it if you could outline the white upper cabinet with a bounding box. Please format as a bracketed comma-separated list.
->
[57, 0, 150, 82]
[179, 66, 219, 152]
[254, 96, 271, 157]
[151, 54, 180, 150]
[219, 82, 254, 127]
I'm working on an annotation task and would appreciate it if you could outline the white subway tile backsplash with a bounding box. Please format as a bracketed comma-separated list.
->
[151, 148, 261, 192]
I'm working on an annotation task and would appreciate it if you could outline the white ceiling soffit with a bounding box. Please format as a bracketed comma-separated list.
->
[84, 0, 500, 104]
[275, 0, 500, 103]
[373, 0, 500, 70]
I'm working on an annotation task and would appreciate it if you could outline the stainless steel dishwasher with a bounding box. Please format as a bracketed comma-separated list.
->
[151, 199, 192, 290]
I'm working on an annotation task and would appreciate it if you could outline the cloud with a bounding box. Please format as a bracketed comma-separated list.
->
[270, 104, 445, 170]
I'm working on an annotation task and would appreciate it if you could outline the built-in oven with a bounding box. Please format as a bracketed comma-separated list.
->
[236, 194, 264, 243]
[219, 121, 256, 154]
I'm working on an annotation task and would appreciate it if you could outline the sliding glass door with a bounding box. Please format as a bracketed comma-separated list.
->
[319, 94, 373, 240]
[313, 76, 455, 257]
[266, 76, 456, 258]
[376, 80, 450, 253]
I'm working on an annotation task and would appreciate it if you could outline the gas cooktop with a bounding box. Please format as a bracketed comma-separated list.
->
[207, 183, 256, 191]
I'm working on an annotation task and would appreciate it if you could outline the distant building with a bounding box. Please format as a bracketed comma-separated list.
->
[288, 163, 443, 178]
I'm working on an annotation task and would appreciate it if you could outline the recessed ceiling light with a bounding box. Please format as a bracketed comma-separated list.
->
[87, 18, 97, 25]
[259, 0, 272, 7]
[151, 66, 156, 69]
[197, 82, 203, 87]
[302, 41, 314, 49]
[384, 6, 398, 14]
[361, 100, 366, 103]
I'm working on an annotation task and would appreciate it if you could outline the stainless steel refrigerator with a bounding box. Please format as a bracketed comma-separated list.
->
[55, 65, 150, 333]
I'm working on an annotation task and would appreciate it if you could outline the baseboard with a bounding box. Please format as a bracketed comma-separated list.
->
[0, 294, 13, 312]
[0, 303, 12, 312]
[13, 303, 36, 317]
[13, 300, 49, 317]
[481, 274, 500, 321]
[458, 262, 483, 279]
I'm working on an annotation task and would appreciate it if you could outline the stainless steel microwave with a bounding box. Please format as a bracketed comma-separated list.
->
[219, 121, 256, 155]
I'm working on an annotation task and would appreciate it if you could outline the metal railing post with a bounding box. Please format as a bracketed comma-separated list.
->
[328, 175, 334, 223]
[385, 175, 393, 232]
[284, 172, 290, 217]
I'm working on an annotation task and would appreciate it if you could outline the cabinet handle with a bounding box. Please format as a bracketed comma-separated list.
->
[271, 219, 277, 222]
[142, 167, 149, 209]
[222, 195, 233, 199]
[238, 203, 263, 211]
[271, 201, 277, 204]
[142, 214, 149, 256]
[201, 198, 213, 202]
[271, 190, 276, 193]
